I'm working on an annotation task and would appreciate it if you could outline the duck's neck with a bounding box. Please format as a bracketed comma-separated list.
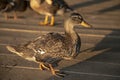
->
[64, 19, 78, 43]
[30, 0, 41, 8]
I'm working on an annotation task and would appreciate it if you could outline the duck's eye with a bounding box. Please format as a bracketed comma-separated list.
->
[72, 16, 83, 22]
[78, 15, 83, 20]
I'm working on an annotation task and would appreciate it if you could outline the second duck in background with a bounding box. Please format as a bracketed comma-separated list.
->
[30, 0, 73, 26]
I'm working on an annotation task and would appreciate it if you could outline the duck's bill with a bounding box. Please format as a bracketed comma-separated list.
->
[80, 21, 92, 28]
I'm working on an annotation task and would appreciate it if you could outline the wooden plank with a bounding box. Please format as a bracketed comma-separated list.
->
[0, 67, 52, 80]
[48, 73, 120, 80]
[0, 0, 120, 80]
[62, 61, 120, 77]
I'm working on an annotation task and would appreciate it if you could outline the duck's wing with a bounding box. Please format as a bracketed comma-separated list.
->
[28, 33, 65, 53]
[6, 33, 72, 63]
[26, 33, 72, 62]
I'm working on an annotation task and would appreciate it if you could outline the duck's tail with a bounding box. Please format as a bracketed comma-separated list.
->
[6, 45, 18, 54]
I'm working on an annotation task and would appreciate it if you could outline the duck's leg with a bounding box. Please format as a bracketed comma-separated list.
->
[13, 11, 17, 20]
[49, 64, 66, 77]
[4, 13, 8, 20]
[50, 16, 55, 26]
[39, 15, 49, 26]
[39, 63, 50, 70]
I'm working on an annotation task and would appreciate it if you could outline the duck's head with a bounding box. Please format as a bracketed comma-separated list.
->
[67, 12, 92, 28]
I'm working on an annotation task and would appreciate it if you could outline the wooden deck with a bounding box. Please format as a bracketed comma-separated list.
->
[0, 0, 120, 80]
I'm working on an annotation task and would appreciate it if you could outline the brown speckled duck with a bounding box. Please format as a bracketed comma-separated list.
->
[6, 12, 92, 77]
[0, 0, 29, 20]
[30, 0, 73, 26]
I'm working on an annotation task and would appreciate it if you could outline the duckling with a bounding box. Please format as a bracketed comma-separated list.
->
[30, 0, 73, 26]
[6, 12, 92, 77]
[0, 0, 29, 20]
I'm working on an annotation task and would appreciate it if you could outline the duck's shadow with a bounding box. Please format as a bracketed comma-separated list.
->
[47, 30, 120, 80]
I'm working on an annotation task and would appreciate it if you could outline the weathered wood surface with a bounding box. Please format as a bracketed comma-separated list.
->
[0, 0, 120, 80]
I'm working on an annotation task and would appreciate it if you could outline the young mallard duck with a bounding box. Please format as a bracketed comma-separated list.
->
[6, 12, 92, 77]
[30, 0, 73, 26]
[0, 0, 29, 20]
